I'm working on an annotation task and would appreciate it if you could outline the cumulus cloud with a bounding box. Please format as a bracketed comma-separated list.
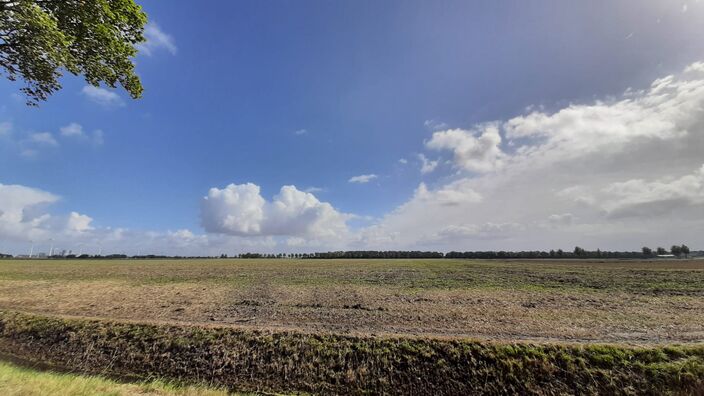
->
[294, 129, 307, 136]
[353, 180, 484, 249]
[64, 212, 94, 233]
[201, 183, 351, 240]
[81, 86, 124, 107]
[201, 183, 266, 235]
[563, 165, 704, 219]
[29, 132, 58, 146]
[424, 119, 449, 131]
[3, 121, 102, 158]
[139, 23, 177, 56]
[685, 62, 704, 74]
[413, 180, 482, 207]
[359, 61, 704, 250]
[0, 183, 84, 241]
[60, 123, 83, 137]
[60, 122, 103, 145]
[426, 124, 505, 173]
[433, 222, 525, 241]
[0, 181, 337, 256]
[348, 174, 378, 184]
[547, 213, 575, 227]
[417, 154, 438, 174]
[7, 61, 704, 254]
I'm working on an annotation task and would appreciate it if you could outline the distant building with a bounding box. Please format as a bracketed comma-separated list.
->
[657, 254, 675, 258]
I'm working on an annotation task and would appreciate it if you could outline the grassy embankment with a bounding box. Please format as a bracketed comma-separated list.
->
[1, 310, 703, 395]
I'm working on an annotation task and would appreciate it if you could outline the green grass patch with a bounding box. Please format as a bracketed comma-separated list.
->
[0, 359, 231, 395]
[2, 258, 703, 294]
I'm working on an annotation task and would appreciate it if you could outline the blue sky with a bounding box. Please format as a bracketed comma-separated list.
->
[2, 1, 704, 255]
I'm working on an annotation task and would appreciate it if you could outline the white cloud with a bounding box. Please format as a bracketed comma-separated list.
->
[357, 61, 704, 251]
[0, 181, 326, 256]
[139, 22, 177, 56]
[424, 119, 449, 131]
[433, 222, 524, 241]
[353, 180, 484, 249]
[201, 183, 265, 235]
[6, 60, 704, 254]
[426, 124, 505, 173]
[64, 212, 94, 233]
[547, 213, 575, 227]
[294, 129, 307, 136]
[29, 132, 57, 146]
[348, 174, 378, 184]
[413, 180, 483, 206]
[398, 158, 408, 164]
[201, 183, 351, 240]
[575, 165, 704, 219]
[0, 184, 96, 243]
[417, 153, 438, 174]
[59, 123, 104, 145]
[60, 123, 83, 137]
[0, 183, 60, 241]
[685, 62, 704, 74]
[4, 122, 102, 158]
[81, 86, 124, 107]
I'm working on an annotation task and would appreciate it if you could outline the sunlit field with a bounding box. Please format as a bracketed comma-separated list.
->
[1, 258, 704, 394]
[1, 258, 703, 344]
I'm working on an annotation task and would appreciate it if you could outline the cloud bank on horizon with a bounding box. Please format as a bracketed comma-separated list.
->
[2, 61, 704, 255]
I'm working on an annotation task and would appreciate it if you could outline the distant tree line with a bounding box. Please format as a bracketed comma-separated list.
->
[445, 248, 643, 259]
[234, 252, 443, 259]
[308, 251, 445, 259]
[235, 246, 697, 260]
[642, 244, 690, 258]
[1, 245, 697, 260]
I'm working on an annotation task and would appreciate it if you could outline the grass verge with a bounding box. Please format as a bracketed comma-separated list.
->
[0, 310, 703, 395]
[0, 359, 230, 395]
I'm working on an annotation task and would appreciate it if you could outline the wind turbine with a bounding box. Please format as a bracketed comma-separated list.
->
[49, 238, 54, 257]
[29, 240, 34, 258]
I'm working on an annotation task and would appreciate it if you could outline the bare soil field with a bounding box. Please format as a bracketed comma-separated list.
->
[1, 258, 702, 345]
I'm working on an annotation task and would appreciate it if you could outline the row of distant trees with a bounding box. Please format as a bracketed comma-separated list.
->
[232, 246, 696, 260]
[2, 247, 695, 260]
[642, 245, 690, 258]
[445, 247, 652, 259]
[234, 251, 444, 259]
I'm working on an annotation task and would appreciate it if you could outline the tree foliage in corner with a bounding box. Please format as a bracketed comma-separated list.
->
[0, 0, 146, 105]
